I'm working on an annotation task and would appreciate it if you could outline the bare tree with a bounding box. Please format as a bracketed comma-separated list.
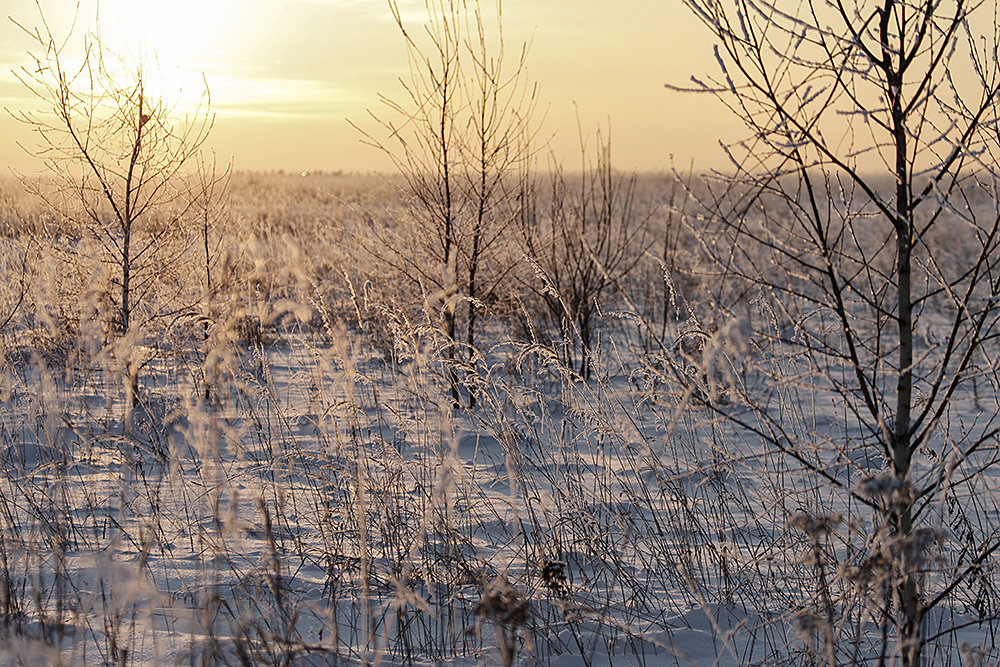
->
[11, 7, 217, 409]
[354, 0, 535, 406]
[518, 127, 652, 379]
[459, 4, 537, 404]
[672, 0, 1000, 663]
[191, 151, 232, 403]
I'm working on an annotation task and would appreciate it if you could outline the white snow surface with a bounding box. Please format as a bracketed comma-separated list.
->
[0, 328, 995, 666]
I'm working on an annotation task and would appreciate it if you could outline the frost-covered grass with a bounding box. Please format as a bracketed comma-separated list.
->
[0, 172, 995, 665]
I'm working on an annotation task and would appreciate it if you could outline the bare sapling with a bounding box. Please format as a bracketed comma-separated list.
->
[189, 152, 232, 403]
[353, 0, 536, 406]
[11, 5, 215, 417]
[674, 0, 1000, 662]
[458, 3, 538, 405]
[517, 126, 652, 379]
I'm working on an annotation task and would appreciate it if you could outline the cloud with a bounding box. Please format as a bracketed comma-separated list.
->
[207, 72, 361, 120]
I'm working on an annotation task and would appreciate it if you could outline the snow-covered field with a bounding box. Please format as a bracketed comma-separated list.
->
[0, 172, 996, 665]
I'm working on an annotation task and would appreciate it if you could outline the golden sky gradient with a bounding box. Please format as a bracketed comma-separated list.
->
[2, 0, 739, 174]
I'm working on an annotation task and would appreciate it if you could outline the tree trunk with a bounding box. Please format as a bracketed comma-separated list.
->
[121, 222, 138, 412]
[121, 222, 132, 337]
[890, 59, 920, 665]
[466, 258, 478, 409]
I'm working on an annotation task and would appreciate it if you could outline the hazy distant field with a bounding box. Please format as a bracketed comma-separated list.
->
[0, 169, 995, 667]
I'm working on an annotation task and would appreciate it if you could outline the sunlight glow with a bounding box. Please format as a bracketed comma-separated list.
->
[1, 0, 729, 173]
[95, 0, 241, 105]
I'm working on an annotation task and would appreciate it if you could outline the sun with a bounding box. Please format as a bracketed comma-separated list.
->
[95, 0, 240, 102]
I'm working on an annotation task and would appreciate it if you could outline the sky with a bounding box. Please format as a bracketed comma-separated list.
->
[0, 0, 740, 174]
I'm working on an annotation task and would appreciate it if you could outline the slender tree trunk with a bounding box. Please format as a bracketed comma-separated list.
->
[121, 94, 144, 411]
[203, 203, 213, 403]
[466, 251, 479, 408]
[467, 176, 484, 407]
[121, 221, 139, 411]
[895, 229, 921, 667]
[443, 212, 460, 408]
[889, 60, 920, 665]
[121, 223, 131, 337]
[445, 283, 460, 407]
[441, 55, 461, 409]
